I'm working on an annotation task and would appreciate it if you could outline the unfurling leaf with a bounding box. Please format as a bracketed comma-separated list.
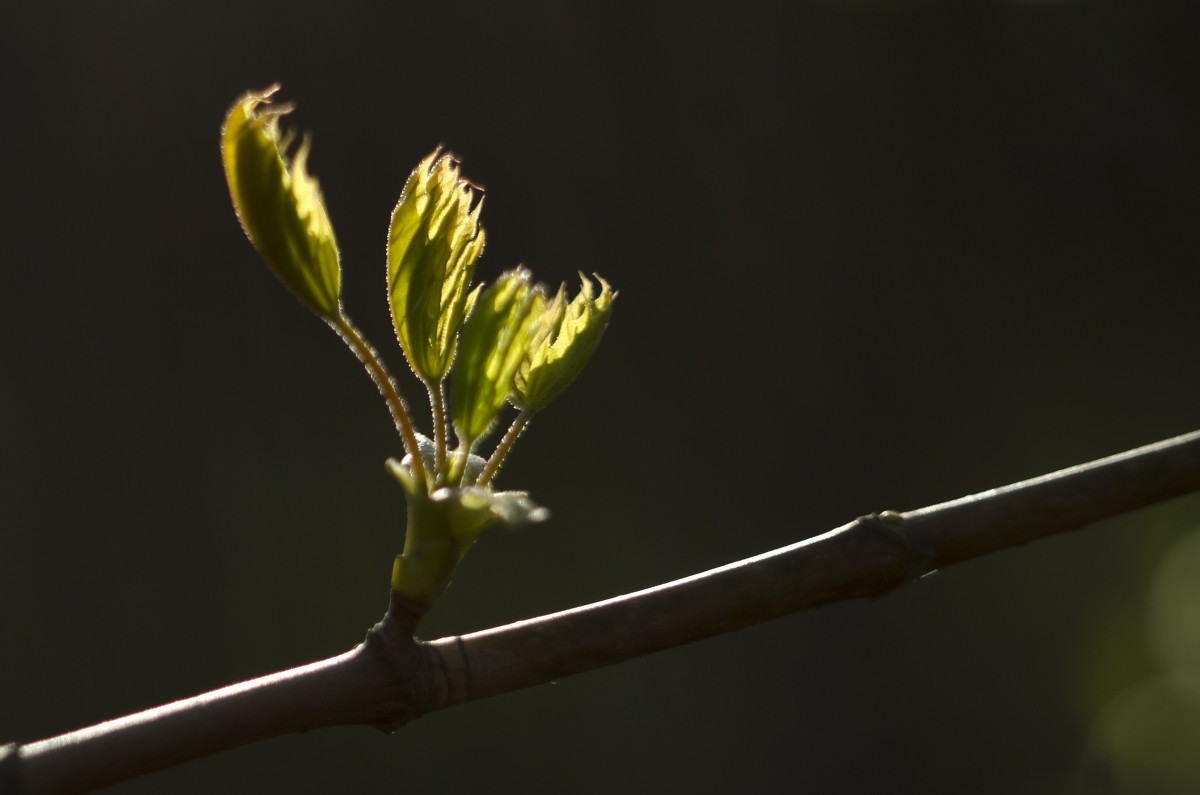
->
[452, 269, 541, 448]
[218, 87, 620, 612]
[513, 273, 615, 412]
[222, 85, 342, 319]
[388, 150, 486, 384]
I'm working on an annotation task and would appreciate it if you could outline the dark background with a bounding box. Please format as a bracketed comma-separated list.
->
[4, 1, 1200, 792]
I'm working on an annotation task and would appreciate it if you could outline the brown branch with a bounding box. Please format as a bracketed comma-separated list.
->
[421, 428, 1200, 706]
[7, 428, 1200, 794]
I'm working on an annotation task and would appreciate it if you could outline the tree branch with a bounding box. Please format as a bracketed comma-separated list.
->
[7, 429, 1200, 794]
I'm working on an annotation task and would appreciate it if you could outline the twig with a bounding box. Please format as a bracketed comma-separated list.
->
[7, 428, 1200, 794]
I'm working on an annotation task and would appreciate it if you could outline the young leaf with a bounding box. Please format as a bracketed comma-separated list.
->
[452, 269, 541, 449]
[222, 85, 343, 319]
[513, 273, 615, 412]
[388, 150, 486, 384]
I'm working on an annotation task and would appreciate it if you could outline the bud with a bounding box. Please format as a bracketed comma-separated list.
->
[452, 269, 541, 448]
[513, 273, 615, 412]
[221, 86, 342, 319]
[388, 149, 486, 384]
[386, 458, 547, 605]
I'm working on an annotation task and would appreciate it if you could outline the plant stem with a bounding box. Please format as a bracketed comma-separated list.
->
[329, 316, 427, 492]
[477, 410, 531, 488]
[454, 440, 475, 487]
[426, 426, 1200, 705]
[12, 596, 428, 795]
[425, 379, 448, 478]
[10, 428, 1200, 793]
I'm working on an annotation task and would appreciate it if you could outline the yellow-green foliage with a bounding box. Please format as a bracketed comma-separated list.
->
[514, 274, 615, 412]
[222, 86, 342, 319]
[452, 269, 542, 448]
[388, 150, 486, 384]
[222, 86, 615, 607]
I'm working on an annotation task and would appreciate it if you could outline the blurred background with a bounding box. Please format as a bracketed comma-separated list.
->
[3, 0, 1200, 792]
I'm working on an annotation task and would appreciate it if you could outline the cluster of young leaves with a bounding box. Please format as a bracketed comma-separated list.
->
[222, 86, 614, 607]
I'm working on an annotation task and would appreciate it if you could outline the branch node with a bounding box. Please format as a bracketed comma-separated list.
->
[359, 593, 430, 733]
[858, 511, 938, 584]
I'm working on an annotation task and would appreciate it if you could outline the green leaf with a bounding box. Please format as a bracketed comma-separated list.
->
[221, 85, 342, 319]
[388, 150, 486, 384]
[452, 269, 541, 448]
[513, 273, 615, 412]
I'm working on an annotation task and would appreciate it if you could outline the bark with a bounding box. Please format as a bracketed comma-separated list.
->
[5, 429, 1200, 794]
